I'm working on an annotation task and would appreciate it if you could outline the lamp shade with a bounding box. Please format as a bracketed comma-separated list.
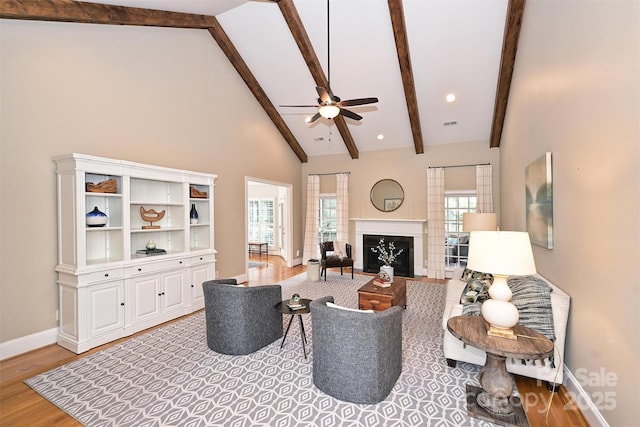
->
[467, 231, 536, 276]
[462, 213, 497, 232]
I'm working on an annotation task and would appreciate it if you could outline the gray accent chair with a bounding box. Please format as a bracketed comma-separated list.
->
[310, 296, 403, 404]
[202, 278, 283, 355]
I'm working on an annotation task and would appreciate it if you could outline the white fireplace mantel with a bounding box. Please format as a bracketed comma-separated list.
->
[352, 218, 427, 276]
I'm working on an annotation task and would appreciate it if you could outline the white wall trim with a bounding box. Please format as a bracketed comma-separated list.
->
[564, 365, 610, 427]
[0, 327, 58, 361]
[352, 218, 427, 276]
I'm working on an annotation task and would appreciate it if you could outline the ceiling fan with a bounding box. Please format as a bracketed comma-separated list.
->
[280, 0, 379, 123]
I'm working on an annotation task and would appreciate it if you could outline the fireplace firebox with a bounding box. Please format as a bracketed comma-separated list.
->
[363, 234, 414, 278]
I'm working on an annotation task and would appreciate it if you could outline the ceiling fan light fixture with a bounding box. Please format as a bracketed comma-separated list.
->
[318, 104, 340, 119]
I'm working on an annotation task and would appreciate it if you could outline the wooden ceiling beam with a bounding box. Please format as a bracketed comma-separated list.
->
[0, 0, 219, 28]
[490, 0, 526, 148]
[278, 0, 359, 159]
[387, 0, 424, 155]
[208, 21, 308, 163]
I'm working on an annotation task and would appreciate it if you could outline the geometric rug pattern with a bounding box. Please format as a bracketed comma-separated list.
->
[25, 272, 497, 426]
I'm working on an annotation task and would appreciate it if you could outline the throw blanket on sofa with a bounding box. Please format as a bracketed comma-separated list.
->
[462, 275, 556, 342]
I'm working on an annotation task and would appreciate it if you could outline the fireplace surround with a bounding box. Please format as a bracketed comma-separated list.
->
[353, 219, 426, 277]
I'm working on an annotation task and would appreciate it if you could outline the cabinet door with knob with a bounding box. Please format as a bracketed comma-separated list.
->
[128, 266, 187, 333]
[86, 280, 125, 339]
[130, 275, 162, 328]
[57, 272, 125, 354]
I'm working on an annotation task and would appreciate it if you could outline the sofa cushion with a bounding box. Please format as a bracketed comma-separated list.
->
[460, 277, 492, 304]
[507, 275, 556, 341]
[334, 240, 348, 258]
[460, 268, 493, 283]
[462, 275, 556, 341]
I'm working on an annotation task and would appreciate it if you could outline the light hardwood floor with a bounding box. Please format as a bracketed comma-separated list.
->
[0, 255, 588, 426]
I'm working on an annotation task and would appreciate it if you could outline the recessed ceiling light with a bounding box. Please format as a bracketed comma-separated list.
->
[377, 134, 384, 140]
[446, 93, 456, 103]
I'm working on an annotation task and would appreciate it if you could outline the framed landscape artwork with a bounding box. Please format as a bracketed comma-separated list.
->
[525, 152, 554, 249]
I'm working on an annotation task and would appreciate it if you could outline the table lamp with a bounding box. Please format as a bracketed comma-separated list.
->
[467, 231, 536, 339]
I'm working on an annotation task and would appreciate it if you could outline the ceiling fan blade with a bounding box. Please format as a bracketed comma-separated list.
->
[340, 109, 363, 121]
[308, 112, 322, 123]
[316, 87, 331, 103]
[279, 104, 317, 108]
[339, 97, 379, 107]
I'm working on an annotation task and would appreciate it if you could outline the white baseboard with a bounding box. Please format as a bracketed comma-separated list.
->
[0, 327, 58, 361]
[564, 366, 610, 427]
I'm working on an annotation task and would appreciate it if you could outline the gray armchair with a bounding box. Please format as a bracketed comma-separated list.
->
[310, 296, 403, 404]
[202, 279, 283, 355]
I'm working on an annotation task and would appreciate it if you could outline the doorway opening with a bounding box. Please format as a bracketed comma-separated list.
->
[246, 178, 293, 269]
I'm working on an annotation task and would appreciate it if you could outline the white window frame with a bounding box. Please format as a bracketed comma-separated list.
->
[248, 198, 275, 245]
[318, 194, 337, 244]
[444, 191, 477, 268]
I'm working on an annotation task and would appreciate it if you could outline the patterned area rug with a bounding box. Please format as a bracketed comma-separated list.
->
[26, 273, 495, 426]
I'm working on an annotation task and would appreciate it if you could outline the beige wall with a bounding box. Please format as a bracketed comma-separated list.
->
[499, 1, 639, 424]
[302, 142, 501, 264]
[0, 20, 303, 343]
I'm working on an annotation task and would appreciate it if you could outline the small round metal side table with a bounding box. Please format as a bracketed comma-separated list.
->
[275, 298, 312, 359]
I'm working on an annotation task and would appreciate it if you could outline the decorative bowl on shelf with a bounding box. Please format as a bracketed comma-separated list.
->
[86, 206, 108, 227]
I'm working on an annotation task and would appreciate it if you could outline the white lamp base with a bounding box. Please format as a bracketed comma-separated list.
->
[481, 274, 519, 340]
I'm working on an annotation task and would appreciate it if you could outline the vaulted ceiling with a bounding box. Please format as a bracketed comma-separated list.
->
[1, 0, 525, 162]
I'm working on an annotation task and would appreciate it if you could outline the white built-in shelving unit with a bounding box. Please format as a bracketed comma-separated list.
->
[55, 153, 217, 353]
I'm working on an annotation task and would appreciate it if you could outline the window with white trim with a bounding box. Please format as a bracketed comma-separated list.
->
[318, 195, 337, 243]
[445, 192, 477, 267]
[248, 198, 275, 245]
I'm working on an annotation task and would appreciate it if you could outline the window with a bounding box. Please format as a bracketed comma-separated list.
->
[319, 195, 337, 243]
[444, 193, 477, 268]
[248, 198, 275, 245]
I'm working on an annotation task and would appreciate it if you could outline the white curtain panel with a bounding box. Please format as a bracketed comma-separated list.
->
[476, 164, 494, 213]
[427, 168, 446, 279]
[335, 173, 349, 244]
[302, 175, 320, 264]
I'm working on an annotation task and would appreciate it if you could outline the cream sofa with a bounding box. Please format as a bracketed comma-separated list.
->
[442, 268, 570, 388]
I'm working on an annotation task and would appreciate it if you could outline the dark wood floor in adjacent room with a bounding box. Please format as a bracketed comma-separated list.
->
[0, 255, 588, 426]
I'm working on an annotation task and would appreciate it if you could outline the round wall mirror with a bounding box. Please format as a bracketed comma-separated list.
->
[370, 179, 404, 212]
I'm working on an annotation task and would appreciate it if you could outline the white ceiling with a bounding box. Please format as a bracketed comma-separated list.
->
[83, 0, 509, 158]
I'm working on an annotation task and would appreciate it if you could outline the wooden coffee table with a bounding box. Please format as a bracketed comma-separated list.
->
[447, 315, 554, 426]
[358, 276, 407, 312]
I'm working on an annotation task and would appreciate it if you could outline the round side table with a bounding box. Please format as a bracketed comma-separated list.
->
[447, 315, 554, 426]
[275, 298, 312, 359]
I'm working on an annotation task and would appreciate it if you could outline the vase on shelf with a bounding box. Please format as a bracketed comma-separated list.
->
[146, 240, 156, 251]
[190, 203, 199, 224]
[86, 206, 108, 227]
[380, 265, 394, 284]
